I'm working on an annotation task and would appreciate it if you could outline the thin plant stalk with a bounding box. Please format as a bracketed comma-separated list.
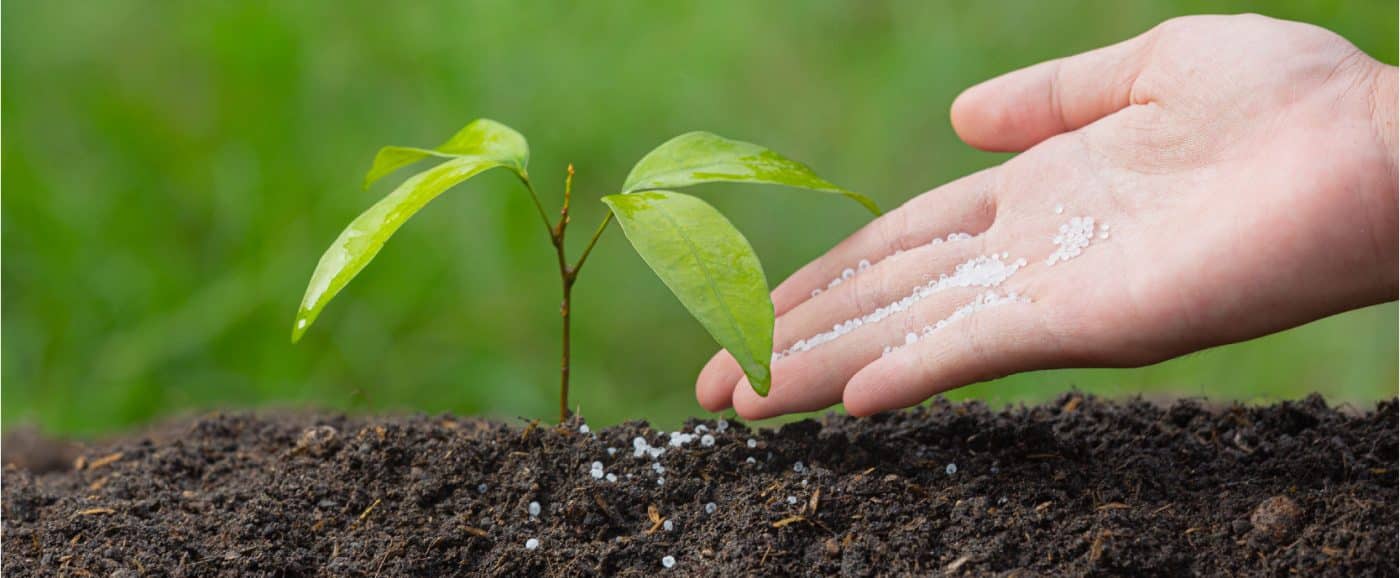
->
[521, 165, 614, 422]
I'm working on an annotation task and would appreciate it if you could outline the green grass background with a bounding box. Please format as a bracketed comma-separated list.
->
[4, 1, 1396, 436]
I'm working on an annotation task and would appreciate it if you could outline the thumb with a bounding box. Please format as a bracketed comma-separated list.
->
[950, 24, 1161, 152]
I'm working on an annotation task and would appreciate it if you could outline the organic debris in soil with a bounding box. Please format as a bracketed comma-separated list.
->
[3, 395, 1396, 576]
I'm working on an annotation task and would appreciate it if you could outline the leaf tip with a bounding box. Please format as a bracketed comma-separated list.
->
[750, 378, 771, 397]
[745, 361, 773, 397]
[291, 314, 311, 344]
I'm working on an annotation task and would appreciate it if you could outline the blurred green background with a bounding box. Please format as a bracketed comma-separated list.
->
[4, 1, 1396, 437]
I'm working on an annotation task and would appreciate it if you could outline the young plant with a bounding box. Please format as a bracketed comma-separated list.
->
[293, 119, 879, 421]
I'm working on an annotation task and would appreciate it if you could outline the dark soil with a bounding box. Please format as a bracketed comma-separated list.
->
[3, 395, 1397, 576]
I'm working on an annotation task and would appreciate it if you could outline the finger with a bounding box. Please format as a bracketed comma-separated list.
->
[732, 264, 1034, 420]
[695, 349, 741, 412]
[950, 24, 1160, 152]
[701, 170, 999, 414]
[769, 167, 999, 316]
[842, 298, 1050, 416]
[700, 168, 998, 412]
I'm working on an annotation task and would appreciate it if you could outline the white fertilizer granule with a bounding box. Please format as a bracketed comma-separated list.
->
[1046, 216, 1096, 265]
[525, 538, 540, 550]
[810, 232, 973, 297]
[776, 253, 1027, 360]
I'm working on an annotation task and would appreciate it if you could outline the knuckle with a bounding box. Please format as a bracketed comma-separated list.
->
[846, 265, 879, 315]
[877, 208, 917, 254]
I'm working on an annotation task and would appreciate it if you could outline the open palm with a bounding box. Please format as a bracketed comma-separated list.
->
[697, 14, 1398, 419]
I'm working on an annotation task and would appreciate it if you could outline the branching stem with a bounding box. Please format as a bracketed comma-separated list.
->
[521, 164, 615, 422]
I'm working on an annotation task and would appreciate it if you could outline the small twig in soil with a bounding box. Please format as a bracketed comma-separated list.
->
[463, 526, 489, 538]
[84, 452, 124, 471]
[771, 515, 805, 528]
[759, 481, 782, 498]
[591, 494, 621, 525]
[373, 539, 401, 577]
[70, 508, 115, 518]
[1089, 530, 1111, 562]
[646, 504, 665, 534]
[354, 498, 382, 528]
[1095, 502, 1130, 511]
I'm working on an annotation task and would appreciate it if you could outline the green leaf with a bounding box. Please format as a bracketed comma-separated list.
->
[294, 156, 509, 342]
[602, 190, 775, 395]
[363, 118, 529, 189]
[622, 131, 881, 215]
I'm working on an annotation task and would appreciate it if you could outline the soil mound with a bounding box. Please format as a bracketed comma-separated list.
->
[4, 395, 1396, 576]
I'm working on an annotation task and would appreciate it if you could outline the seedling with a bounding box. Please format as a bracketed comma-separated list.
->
[293, 119, 878, 421]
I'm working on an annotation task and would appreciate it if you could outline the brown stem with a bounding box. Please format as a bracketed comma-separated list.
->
[558, 273, 574, 423]
[525, 164, 610, 423]
[554, 165, 577, 423]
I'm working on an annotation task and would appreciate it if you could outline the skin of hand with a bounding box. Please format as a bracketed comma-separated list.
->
[696, 14, 1399, 420]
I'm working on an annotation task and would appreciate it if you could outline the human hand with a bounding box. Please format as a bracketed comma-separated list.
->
[697, 14, 1398, 419]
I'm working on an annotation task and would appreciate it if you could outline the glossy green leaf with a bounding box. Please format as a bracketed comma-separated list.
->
[622, 131, 881, 215]
[293, 156, 509, 342]
[363, 118, 529, 189]
[602, 190, 775, 395]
